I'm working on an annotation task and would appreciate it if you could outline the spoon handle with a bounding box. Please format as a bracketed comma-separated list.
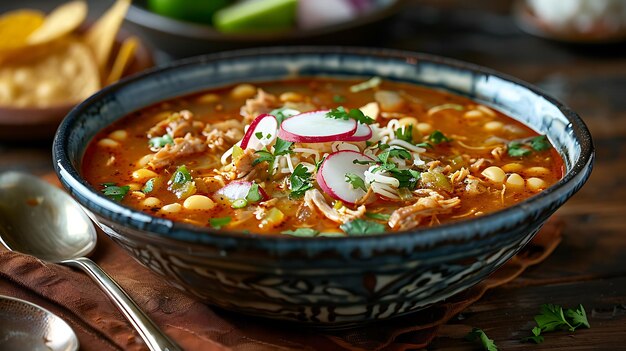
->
[65, 257, 181, 351]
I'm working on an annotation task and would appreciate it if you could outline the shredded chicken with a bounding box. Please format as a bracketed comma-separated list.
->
[241, 89, 278, 123]
[491, 146, 506, 161]
[470, 158, 491, 173]
[147, 110, 203, 138]
[233, 148, 267, 181]
[304, 189, 365, 224]
[388, 190, 461, 230]
[450, 167, 470, 185]
[148, 133, 206, 169]
[463, 175, 487, 196]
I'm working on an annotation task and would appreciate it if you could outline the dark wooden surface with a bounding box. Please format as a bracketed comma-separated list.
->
[1, 1, 625, 349]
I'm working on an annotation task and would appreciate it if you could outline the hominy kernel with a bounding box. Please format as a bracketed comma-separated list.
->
[183, 195, 215, 210]
[526, 177, 547, 192]
[279, 92, 304, 102]
[523, 166, 551, 177]
[484, 121, 504, 132]
[476, 105, 496, 117]
[161, 203, 182, 213]
[482, 166, 506, 183]
[127, 183, 142, 191]
[132, 169, 158, 182]
[398, 117, 419, 128]
[503, 124, 526, 135]
[506, 173, 525, 189]
[97, 138, 119, 148]
[131, 191, 146, 199]
[197, 93, 219, 104]
[230, 84, 256, 99]
[502, 163, 524, 173]
[416, 122, 433, 134]
[464, 110, 485, 120]
[108, 130, 128, 141]
[143, 197, 161, 207]
[137, 154, 153, 167]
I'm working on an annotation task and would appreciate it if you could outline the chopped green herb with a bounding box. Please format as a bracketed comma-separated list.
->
[340, 219, 386, 236]
[209, 216, 231, 229]
[100, 182, 116, 187]
[270, 107, 300, 124]
[427, 130, 452, 144]
[169, 165, 191, 185]
[168, 165, 195, 199]
[390, 169, 421, 189]
[289, 164, 313, 198]
[415, 142, 433, 149]
[466, 328, 498, 351]
[315, 156, 326, 172]
[326, 106, 374, 125]
[349, 76, 382, 93]
[142, 178, 155, 194]
[507, 135, 551, 157]
[255, 131, 264, 140]
[281, 228, 319, 237]
[345, 173, 367, 191]
[377, 148, 411, 164]
[365, 212, 390, 221]
[530, 135, 551, 151]
[522, 326, 544, 344]
[333, 94, 346, 103]
[395, 124, 414, 143]
[245, 183, 263, 203]
[231, 198, 248, 209]
[565, 304, 590, 329]
[148, 134, 174, 149]
[232, 144, 244, 160]
[273, 137, 293, 156]
[253, 149, 275, 168]
[101, 183, 130, 202]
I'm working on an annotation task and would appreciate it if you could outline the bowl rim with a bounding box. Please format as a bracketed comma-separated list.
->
[126, 0, 405, 42]
[53, 46, 594, 250]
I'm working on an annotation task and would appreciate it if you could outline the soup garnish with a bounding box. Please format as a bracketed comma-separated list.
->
[82, 78, 563, 236]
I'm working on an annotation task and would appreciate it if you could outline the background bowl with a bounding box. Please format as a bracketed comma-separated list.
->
[125, 0, 404, 58]
[53, 47, 593, 326]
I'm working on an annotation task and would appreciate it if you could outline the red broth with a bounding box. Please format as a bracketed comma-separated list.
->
[82, 78, 563, 237]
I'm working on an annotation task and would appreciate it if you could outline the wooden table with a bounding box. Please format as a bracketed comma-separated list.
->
[1, 0, 625, 349]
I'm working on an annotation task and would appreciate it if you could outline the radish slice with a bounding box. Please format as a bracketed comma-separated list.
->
[216, 181, 268, 201]
[240, 114, 278, 150]
[344, 123, 372, 141]
[316, 150, 373, 205]
[278, 110, 357, 143]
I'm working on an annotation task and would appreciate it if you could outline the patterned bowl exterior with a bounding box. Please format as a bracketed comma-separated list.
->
[53, 47, 594, 326]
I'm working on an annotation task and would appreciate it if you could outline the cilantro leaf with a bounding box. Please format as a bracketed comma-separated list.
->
[365, 212, 390, 221]
[273, 137, 293, 156]
[169, 165, 191, 185]
[326, 106, 374, 125]
[209, 216, 231, 229]
[535, 304, 575, 332]
[345, 173, 367, 191]
[389, 169, 421, 189]
[395, 124, 413, 143]
[281, 228, 319, 237]
[148, 134, 174, 149]
[245, 183, 263, 203]
[253, 149, 276, 170]
[378, 148, 411, 164]
[289, 164, 313, 198]
[340, 219, 386, 236]
[522, 326, 545, 344]
[565, 304, 590, 329]
[466, 328, 498, 351]
[531, 135, 550, 151]
[101, 183, 130, 202]
[508, 135, 551, 157]
[427, 130, 452, 144]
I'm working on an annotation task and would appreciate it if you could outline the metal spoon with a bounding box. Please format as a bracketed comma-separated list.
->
[0, 171, 180, 351]
[0, 294, 79, 351]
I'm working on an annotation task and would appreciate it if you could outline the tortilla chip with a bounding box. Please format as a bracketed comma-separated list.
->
[27, 1, 87, 45]
[0, 10, 44, 52]
[105, 36, 138, 85]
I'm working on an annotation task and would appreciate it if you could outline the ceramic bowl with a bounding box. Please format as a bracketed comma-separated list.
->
[125, 0, 404, 58]
[53, 47, 593, 327]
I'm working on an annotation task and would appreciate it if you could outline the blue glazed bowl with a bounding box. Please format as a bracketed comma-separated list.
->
[53, 47, 593, 326]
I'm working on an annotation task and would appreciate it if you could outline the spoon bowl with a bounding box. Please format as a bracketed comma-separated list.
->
[0, 295, 79, 351]
[0, 171, 180, 351]
[0, 172, 95, 262]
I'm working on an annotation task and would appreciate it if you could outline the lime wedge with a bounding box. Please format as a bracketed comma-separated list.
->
[213, 0, 298, 33]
